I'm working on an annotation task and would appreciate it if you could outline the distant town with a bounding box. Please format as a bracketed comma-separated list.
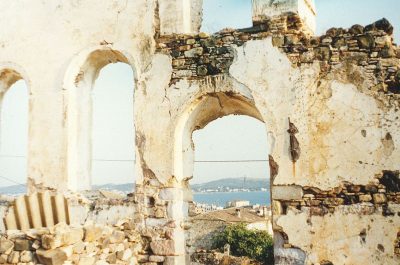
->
[191, 177, 269, 193]
[192, 186, 268, 193]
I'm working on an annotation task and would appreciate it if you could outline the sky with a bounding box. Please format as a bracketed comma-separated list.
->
[1, 0, 400, 187]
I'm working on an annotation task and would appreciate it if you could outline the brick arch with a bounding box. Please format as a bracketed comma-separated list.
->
[63, 47, 138, 191]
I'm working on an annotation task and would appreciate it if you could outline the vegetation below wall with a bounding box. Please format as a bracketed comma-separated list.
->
[212, 223, 274, 265]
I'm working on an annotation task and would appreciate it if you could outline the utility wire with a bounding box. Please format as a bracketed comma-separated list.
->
[94, 159, 269, 163]
[0, 175, 25, 186]
[195, 159, 268, 163]
[0, 155, 269, 163]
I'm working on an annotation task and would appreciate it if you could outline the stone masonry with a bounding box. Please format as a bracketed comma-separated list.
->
[0, 0, 399, 264]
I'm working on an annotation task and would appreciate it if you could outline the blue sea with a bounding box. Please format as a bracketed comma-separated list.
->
[193, 191, 270, 207]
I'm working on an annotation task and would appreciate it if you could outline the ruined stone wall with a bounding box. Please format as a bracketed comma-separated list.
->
[0, 0, 400, 264]
[142, 12, 400, 265]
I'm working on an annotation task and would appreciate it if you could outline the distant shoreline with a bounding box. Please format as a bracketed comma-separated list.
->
[193, 190, 267, 194]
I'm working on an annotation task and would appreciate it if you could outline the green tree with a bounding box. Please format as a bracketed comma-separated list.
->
[212, 223, 274, 264]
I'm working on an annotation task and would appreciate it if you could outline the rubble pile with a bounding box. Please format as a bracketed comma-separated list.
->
[0, 220, 150, 265]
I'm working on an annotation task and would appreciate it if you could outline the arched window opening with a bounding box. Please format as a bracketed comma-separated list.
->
[192, 114, 270, 207]
[0, 80, 28, 194]
[174, 91, 274, 262]
[91, 63, 135, 190]
[201, 0, 253, 33]
[66, 49, 136, 192]
[187, 113, 274, 260]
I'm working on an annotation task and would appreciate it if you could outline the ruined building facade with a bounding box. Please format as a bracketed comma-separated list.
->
[0, 0, 400, 264]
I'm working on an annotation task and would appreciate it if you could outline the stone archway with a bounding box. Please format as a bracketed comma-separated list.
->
[165, 79, 276, 264]
[63, 47, 138, 191]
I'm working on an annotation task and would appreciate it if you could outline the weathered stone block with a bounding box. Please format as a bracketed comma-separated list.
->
[184, 47, 203, 58]
[149, 255, 165, 262]
[72, 242, 85, 254]
[314, 46, 330, 61]
[36, 249, 68, 265]
[365, 184, 378, 193]
[109, 230, 125, 244]
[106, 253, 116, 264]
[7, 251, 19, 263]
[0, 238, 14, 254]
[197, 65, 208, 76]
[272, 35, 284, 47]
[272, 185, 303, 200]
[84, 226, 103, 242]
[153, 206, 166, 219]
[349, 24, 364, 34]
[63, 227, 83, 245]
[150, 240, 176, 256]
[118, 249, 132, 261]
[78, 256, 96, 265]
[0, 254, 7, 263]
[14, 239, 31, 251]
[20, 251, 33, 263]
[95, 260, 109, 265]
[358, 35, 375, 49]
[373, 194, 387, 204]
[359, 194, 372, 202]
[42, 235, 62, 250]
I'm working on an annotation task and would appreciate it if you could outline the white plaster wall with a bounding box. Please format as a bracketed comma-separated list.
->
[229, 37, 400, 190]
[278, 206, 400, 264]
[159, 0, 202, 34]
[0, 0, 156, 190]
[230, 38, 319, 187]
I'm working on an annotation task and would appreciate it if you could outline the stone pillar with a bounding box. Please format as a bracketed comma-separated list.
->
[252, 0, 316, 35]
[158, 0, 203, 34]
[156, 187, 192, 264]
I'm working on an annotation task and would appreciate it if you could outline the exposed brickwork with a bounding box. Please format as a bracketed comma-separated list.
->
[276, 171, 400, 216]
[157, 13, 400, 94]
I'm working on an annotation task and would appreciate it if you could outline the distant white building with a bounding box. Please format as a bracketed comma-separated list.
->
[226, 200, 250, 208]
[190, 202, 223, 215]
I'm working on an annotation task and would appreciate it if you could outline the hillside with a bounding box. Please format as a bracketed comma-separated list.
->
[92, 183, 135, 193]
[0, 178, 268, 195]
[191, 177, 269, 191]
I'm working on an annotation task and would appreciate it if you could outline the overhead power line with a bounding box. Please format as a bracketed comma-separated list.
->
[0, 155, 269, 163]
[94, 159, 269, 163]
[194, 159, 269, 163]
[0, 175, 25, 186]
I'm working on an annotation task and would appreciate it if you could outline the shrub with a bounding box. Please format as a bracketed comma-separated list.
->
[212, 223, 274, 264]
